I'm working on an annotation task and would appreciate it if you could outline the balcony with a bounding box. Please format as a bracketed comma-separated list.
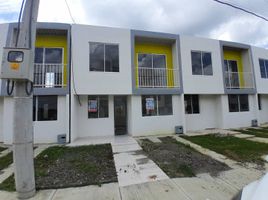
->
[224, 71, 254, 89]
[137, 68, 179, 88]
[34, 64, 66, 88]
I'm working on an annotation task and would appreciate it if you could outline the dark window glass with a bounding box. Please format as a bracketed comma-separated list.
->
[158, 95, 173, 115]
[258, 94, 262, 110]
[33, 96, 36, 121]
[228, 95, 239, 112]
[225, 60, 240, 88]
[259, 59, 266, 78]
[34, 48, 44, 63]
[202, 52, 213, 75]
[105, 44, 119, 72]
[88, 96, 108, 118]
[153, 55, 166, 68]
[90, 43, 104, 71]
[37, 96, 57, 121]
[45, 48, 62, 64]
[191, 51, 202, 75]
[138, 54, 152, 68]
[184, 95, 199, 114]
[266, 60, 268, 78]
[142, 95, 157, 116]
[239, 94, 249, 112]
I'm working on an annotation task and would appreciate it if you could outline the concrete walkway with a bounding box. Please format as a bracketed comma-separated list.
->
[71, 136, 169, 187]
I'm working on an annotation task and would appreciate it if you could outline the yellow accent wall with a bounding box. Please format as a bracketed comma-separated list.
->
[35, 35, 68, 85]
[135, 42, 174, 87]
[223, 50, 244, 87]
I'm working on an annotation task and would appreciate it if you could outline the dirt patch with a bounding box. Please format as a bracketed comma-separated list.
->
[140, 137, 230, 178]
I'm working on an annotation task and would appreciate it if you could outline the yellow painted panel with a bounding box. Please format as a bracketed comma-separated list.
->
[223, 50, 244, 87]
[35, 35, 68, 85]
[135, 42, 174, 87]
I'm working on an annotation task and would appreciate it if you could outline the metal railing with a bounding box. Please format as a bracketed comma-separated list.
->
[225, 71, 254, 89]
[137, 67, 179, 88]
[34, 64, 66, 88]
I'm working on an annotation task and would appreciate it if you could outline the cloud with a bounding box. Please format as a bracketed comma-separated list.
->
[0, 0, 267, 48]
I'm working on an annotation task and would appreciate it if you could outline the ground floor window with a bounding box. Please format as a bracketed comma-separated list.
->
[142, 95, 172, 116]
[88, 95, 109, 118]
[33, 95, 58, 121]
[184, 95, 200, 114]
[228, 94, 249, 112]
[258, 94, 262, 110]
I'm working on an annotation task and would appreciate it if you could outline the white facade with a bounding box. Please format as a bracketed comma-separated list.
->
[180, 36, 225, 94]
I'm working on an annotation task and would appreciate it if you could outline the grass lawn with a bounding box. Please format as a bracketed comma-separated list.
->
[0, 147, 7, 152]
[0, 144, 117, 191]
[181, 134, 268, 164]
[0, 152, 13, 171]
[234, 128, 268, 138]
[140, 137, 230, 178]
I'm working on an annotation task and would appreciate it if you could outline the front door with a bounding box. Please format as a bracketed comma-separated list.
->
[114, 96, 127, 135]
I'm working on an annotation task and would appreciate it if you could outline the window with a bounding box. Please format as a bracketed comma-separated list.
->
[35, 48, 63, 64]
[224, 60, 240, 88]
[89, 42, 119, 72]
[33, 96, 57, 121]
[228, 94, 249, 112]
[191, 51, 212, 75]
[142, 95, 172, 116]
[138, 54, 166, 69]
[88, 96, 109, 118]
[258, 94, 262, 110]
[184, 95, 200, 114]
[259, 59, 268, 78]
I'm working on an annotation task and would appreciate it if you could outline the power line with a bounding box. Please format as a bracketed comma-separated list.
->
[211, 0, 268, 22]
[64, 0, 76, 24]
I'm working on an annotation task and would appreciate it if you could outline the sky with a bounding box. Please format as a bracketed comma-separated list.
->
[0, 0, 267, 48]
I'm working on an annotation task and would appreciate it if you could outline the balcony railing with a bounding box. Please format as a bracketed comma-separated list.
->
[137, 67, 179, 88]
[225, 71, 254, 89]
[34, 64, 66, 88]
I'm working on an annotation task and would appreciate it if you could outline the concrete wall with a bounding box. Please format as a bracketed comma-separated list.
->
[33, 96, 68, 143]
[2, 97, 15, 144]
[0, 24, 9, 95]
[180, 36, 224, 94]
[259, 94, 268, 124]
[251, 46, 268, 94]
[73, 95, 115, 138]
[0, 98, 3, 142]
[185, 95, 221, 131]
[128, 95, 183, 136]
[221, 94, 258, 129]
[71, 25, 132, 95]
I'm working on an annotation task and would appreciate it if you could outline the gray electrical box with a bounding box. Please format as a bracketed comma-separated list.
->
[57, 134, 66, 144]
[251, 119, 258, 127]
[1, 47, 33, 81]
[175, 126, 183, 134]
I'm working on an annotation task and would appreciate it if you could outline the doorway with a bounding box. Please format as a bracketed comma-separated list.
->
[114, 96, 127, 135]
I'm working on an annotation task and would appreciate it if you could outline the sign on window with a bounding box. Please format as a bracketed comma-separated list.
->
[88, 100, 98, 112]
[146, 98, 154, 111]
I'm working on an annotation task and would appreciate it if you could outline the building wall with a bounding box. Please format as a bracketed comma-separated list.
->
[259, 94, 268, 124]
[180, 36, 224, 94]
[128, 95, 183, 136]
[33, 96, 68, 143]
[251, 46, 268, 94]
[0, 98, 3, 142]
[0, 24, 9, 95]
[74, 95, 115, 138]
[71, 25, 132, 95]
[185, 95, 221, 131]
[221, 94, 258, 129]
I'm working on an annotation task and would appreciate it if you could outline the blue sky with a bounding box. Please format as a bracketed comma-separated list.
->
[0, 0, 268, 48]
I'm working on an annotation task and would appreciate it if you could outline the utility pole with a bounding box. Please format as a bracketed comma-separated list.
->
[2, 0, 39, 199]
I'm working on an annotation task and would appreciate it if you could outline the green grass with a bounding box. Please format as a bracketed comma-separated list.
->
[181, 134, 268, 164]
[234, 128, 268, 138]
[0, 152, 13, 171]
[0, 147, 7, 152]
[0, 175, 15, 191]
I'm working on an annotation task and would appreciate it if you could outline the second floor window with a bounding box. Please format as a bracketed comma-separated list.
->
[191, 51, 212, 75]
[35, 48, 63, 64]
[259, 59, 268, 79]
[89, 42, 119, 72]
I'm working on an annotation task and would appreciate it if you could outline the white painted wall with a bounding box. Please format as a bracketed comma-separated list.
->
[180, 35, 225, 94]
[0, 24, 9, 94]
[128, 95, 183, 136]
[0, 98, 4, 142]
[74, 95, 115, 138]
[33, 96, 67, 143]
[221, 94, 258, 129]
[185, 95, 221, 131]
[2, 97, 14, 144]
[71, 25, 132, 95]
[251, 46, 268, 94]
[259, 94, 268, 124]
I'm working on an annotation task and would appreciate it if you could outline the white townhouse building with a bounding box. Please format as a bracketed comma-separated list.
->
[0, 22, 267, 144]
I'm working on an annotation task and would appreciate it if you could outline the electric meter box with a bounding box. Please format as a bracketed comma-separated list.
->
[1, 47, 33, 81]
